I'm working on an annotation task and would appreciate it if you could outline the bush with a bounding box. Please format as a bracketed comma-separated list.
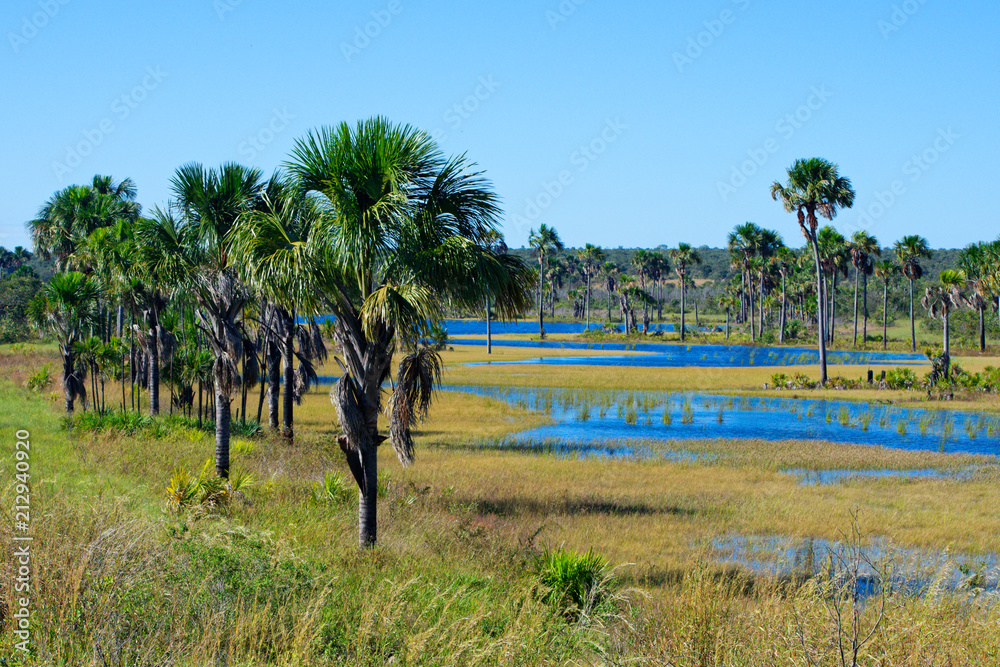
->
[534, 547, 618, 621]
[26, 363, 52, 392]
[311, 471, 353, 504]
[884, 367, 917, 390]
[166, 460, 253, 512]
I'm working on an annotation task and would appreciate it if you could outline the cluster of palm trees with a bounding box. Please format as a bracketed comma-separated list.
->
[0, 246, 34, 277]
[26, 117, 533, 547]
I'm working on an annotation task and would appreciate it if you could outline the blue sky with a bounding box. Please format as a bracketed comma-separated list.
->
[2, 0, 997, 252]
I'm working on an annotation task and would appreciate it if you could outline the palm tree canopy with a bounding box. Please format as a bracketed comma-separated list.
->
[669, 242, 702, 276]
[770, 158, 856, 238]
[893, 235, 932, 281]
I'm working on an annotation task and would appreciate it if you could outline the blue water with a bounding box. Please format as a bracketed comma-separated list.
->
[710, 533, 999, 597]
[446, 385, 1000, 458]
[458, 339, 925, 368]
[441, 319, 713, 335]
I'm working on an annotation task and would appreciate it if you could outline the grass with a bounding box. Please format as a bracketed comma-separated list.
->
[5, 341, 1000, 664]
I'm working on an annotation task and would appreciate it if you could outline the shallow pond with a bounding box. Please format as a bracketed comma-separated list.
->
[710, 533, 1000, 597]
[445, 385, 1000, 458]
[458, 339, 926, 368]
[441, 319, 712, 335]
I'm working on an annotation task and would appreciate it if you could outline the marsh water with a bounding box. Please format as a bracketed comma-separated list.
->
[446, 385, 1000, 458]
[457, 339, 926, 368]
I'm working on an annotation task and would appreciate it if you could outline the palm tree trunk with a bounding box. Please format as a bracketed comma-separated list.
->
[749, 282, 755, 342]
[882, 280, 889, 351]
[215, 381, 230, 478]
[779, 273, 787, 343]
[680, 281, 686, 342]
[810, 236, 828, 385]
[282, 318, 295, 440]
[758, 271, 765, 336]
[943, 310, 951, 378]
[725, 308, 730, 340]
[63, 347, 75, 413]
[148, 317, 160, 416]
[585, 273, 592, 330]
[358, 444, 378, 548]
[909, 279, 916, 352]
[829, 272, 837, 344]
[538, 257, 546, 339]
[862, 271, 869, 348]
[979, 306, 986, 353]
[852, 268, 860, 347]
[267, 341, 280, 429]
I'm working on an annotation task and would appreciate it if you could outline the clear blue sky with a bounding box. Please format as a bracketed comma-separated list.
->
[3, 0, 997, 252]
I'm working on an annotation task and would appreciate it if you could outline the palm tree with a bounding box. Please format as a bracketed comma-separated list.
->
[718, 292, 737, 340]
[771, 246, 795, 343]
[29, 176, 140, 271]
[727, 222, 764, 340]
[817, 226, 848, 344]
[893, 235, 932, 353]
[630, 249, 655, 333]
[771, 158, 856, 385]
[755, 229, 783, 336]
[872, 259, 898, 350]
[286, 117, 533, 547]
[669, 243, 701, 341]
[922, 270, 968, 378]
[483, 231, 508, 352]
[171, 162, 265, 478]
[600, 261, 618, 323]
[229, 175, 328, 440]
[958, 241, 999, 353]
[847, 231, 880, 348]
[577, 244, 605, 330]
[28, 272, 100, 412]
[528, 224, 563, 339]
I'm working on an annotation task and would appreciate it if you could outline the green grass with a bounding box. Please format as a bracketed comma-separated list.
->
[5, 342, 1000, 665]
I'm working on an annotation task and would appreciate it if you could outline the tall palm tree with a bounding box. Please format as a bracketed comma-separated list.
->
[599, 261, 618, 323]
[630, 249, 655, 333]
[286, 117, 533, 548]
[171, 162, 265, 478]
[727, 222, 764, 340]
[893, 235, 932, 353]
[28, 272, 100, 412]
[922, 270, 968, 378]
[771, 158, 856, 385]
[483, 230, 508, 353]
[669, 243, 701, 341]
[577, 243, 605, 330]
[718, 292, 737, 340]
[755, 229, 783, 336]
[771, 246, 795, 343]
[847, 231, 880, 348]
[528, 224, 563, 339]
[958, 241, 999, 353]
[872, 259, 898, 350]
[817, 226, 848, 344]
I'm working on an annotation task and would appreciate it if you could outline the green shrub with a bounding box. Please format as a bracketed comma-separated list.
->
[26, 363, 52, 392]
[884, 367, 917, 390]
[311, 471, 354, 504]
[534, 547, 618, 621]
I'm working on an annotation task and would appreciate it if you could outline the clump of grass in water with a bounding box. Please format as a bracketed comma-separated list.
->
[965, 418, 978, 439]
[682, 406, 694, 424]
[897, 420, 908, 436]
[716, 408, 724, 424]
[858, 411, 873, 431]
[825, 410, 833, 424]
[838, 407, 851, 427]
[919, 415, 933, 436]
[942, 417, 954, 440]
[579, 404, 589, 422]
[624, 406, 638, 425]
[662, 408, 672, 426]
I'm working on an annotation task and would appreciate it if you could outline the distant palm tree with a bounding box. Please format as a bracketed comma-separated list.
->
[771, 158, 856, 385]
[669, 243, 701, 341]
[872, 259, 898, 350]
[893, 235, 933, 353]
[727, 222, 763, 339]
[577, 244, 605, 330]
[599, 261, 618, 323]
[286, 117, 533, 548]
[529, 224, 563, 339]
[958, 241, 1000, 352]
[28, 272, 100, 412]
[817, 226, 848, 344]
[718, 292, 737, 340]
[771, 247, 795, 343]
[482, 230, 508, 353]
[922, 270, 968, 378]
[755, 229, 783, 336]
[847, 231, 880, 348]
[172, 162, 265, 478]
